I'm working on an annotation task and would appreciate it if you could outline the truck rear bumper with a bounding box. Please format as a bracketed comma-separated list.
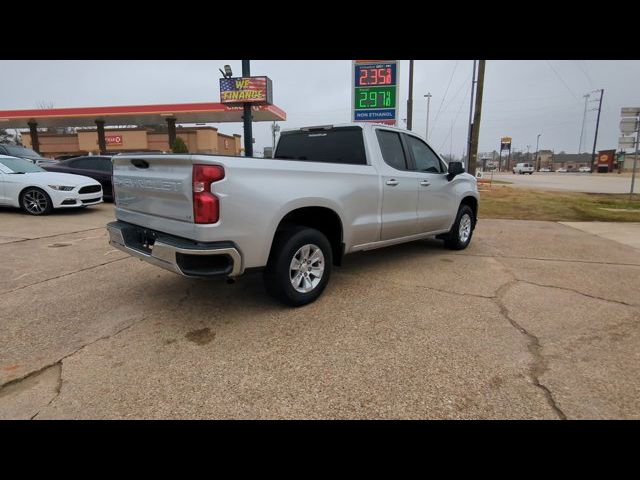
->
[107, 221, 243, 278]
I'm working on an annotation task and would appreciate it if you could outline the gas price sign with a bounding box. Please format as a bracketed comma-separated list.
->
[352, 60, 399, 126]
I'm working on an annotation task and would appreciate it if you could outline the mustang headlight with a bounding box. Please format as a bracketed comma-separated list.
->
[48, 185, 75, 191]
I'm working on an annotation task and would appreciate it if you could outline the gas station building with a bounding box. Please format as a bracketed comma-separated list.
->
[0, 102, 286, 158]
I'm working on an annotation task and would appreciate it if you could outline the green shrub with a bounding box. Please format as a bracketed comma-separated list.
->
[171, 137, 189, 153]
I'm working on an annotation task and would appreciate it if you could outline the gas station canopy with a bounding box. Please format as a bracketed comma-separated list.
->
[0, 102, 286, 129]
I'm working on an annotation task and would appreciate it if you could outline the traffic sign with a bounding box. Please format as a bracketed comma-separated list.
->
[619, 136, 637, 150]
[621, 107, 640, 118]
[620, 118, 639, 134]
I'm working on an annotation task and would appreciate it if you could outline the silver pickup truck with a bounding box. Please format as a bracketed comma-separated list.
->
[107, 123, 479, 306]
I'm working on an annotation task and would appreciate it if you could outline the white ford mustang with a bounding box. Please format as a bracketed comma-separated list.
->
[0, 155, 103, 215]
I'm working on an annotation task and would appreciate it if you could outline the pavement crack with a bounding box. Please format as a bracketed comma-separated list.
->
[493, 280, 567, 420]
[30, 363, 62, 420]
[517, 279, 637, 308]
[0, 227, 105, 246]
[0, 313, 153, 413]
[455, 252, 640, 268]
[0, 257, 129, 297]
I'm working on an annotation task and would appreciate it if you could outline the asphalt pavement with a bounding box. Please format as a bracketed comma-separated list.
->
[0, 203, 639, 419]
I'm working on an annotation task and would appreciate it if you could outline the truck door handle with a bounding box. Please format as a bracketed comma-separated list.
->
[420, 180, 431, 187]
[386, 179, 399, 186]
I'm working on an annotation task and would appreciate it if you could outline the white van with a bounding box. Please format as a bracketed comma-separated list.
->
[513, 163, 534, 174]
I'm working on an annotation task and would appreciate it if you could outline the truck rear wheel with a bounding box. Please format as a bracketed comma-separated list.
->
[264, 227, 332, 307]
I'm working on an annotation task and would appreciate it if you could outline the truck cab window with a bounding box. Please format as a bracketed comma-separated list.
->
[376, 130, 408, 171]
[404, 135, 443, 173]
[274, 127, 366, 165]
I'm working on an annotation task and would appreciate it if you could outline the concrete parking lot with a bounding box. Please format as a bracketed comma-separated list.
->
[488, 171, 639, 194]
[1, 203, 639, 419]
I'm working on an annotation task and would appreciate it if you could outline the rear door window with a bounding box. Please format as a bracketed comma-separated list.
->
[376, 130, 409, 171]
[274, 127, 366, 165]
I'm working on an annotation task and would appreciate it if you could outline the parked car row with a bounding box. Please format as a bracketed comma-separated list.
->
[0, 155, 103, 215]
[0, 145, 115, 205]
[509, 166, 592, 173]
[42, 155, 114, 200]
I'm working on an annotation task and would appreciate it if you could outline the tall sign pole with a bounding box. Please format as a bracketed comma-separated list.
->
[500, 136, 512, 172]
[619, 107, 640, 200]
[241, 60, 253, 157]
[220, 66, 272, 157]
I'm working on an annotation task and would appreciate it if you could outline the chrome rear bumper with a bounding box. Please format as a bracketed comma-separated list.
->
[107, 221, 242, 277]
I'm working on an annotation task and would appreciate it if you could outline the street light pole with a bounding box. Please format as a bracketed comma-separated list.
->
[535, 133, 541, 171]
[579, 93, 590, 153]
[424, 92, 432, 141]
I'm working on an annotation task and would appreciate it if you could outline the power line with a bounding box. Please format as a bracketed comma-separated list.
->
[545, 60, 580, 102]
[575, 60, 594, 89]
[437, 81, 472, 153]
[429, 60, 459, 137]
[440, 79, 470, 113]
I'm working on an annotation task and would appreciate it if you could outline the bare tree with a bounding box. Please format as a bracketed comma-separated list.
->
[37, 100, 55, 110]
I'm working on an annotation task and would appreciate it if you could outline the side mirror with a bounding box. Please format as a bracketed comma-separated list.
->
[447, 161, 465, 180]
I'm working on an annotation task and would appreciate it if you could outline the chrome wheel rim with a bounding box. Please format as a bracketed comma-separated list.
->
[23, 190, 48, 214]
[459, 213, 472, 243]
[289, 243, 325, 293]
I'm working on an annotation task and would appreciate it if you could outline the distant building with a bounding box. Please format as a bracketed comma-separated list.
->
[552, 153, 593, 171]
[534, 150, 553, 170]
[19, 126, 242, 158]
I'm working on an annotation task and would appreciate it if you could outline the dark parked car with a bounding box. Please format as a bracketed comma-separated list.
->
[42, 155, 114, 201]
[0, 144, 56, 166]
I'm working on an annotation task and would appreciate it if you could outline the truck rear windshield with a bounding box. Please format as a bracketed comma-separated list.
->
[274, 127, 366, 165]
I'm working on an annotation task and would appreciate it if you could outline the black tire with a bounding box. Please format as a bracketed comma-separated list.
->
[20, 187, 53, 216]
[263, 227, 333, 307]
[443, 205, 475, 250]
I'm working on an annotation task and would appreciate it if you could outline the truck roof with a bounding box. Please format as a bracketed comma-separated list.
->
[280, 122, 409, 135]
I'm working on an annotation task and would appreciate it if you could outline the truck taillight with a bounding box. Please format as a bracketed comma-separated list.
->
[193, 164, 225, 224]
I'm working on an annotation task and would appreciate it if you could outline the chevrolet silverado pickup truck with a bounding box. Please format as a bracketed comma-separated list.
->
[107, 123, 479, 306]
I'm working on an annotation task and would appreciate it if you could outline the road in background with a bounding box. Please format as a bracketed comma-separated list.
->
[489, 172, 640, 194]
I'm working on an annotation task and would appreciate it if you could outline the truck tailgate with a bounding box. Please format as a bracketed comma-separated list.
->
[113, 155, 194, 223]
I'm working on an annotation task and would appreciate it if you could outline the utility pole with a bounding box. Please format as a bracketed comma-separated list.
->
[407, 60, 414, 131]
[579, 93, 590, 153]
[590, 88, 604, 173]
[468, 60, 485, 176]
[242, 60, 253, 157]
[467, 60, 478, 167]
[424, 92, 432, 141]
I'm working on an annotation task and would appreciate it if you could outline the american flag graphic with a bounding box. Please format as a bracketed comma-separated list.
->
[220, 77, 267, 104]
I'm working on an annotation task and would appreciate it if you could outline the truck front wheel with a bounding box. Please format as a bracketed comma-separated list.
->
[264, 227, 333, 307]
[443, 205, 475, 250]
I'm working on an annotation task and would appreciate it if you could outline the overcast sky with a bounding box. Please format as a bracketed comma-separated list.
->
[1, 60, 639, 158]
